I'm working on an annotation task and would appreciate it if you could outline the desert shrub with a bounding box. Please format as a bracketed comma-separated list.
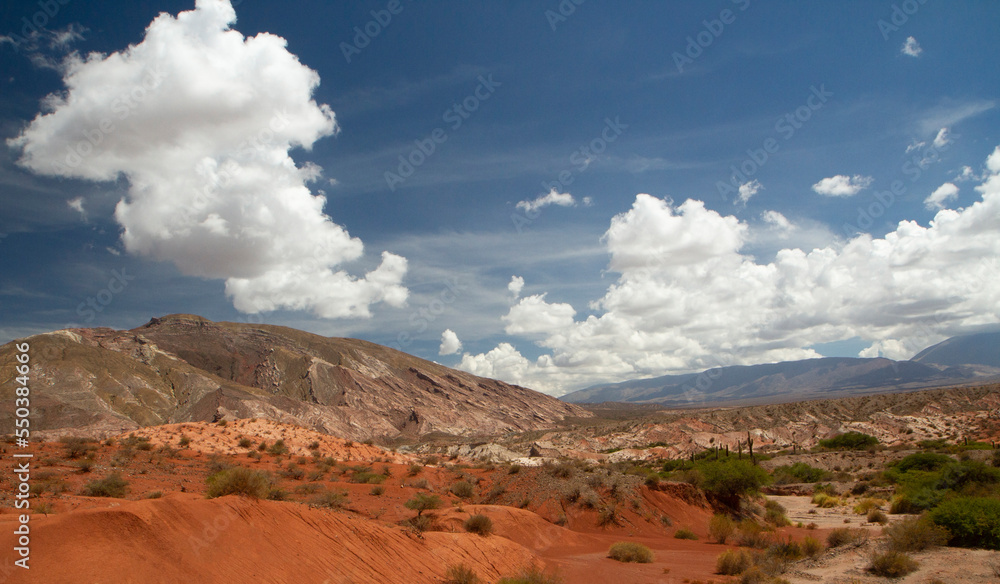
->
[929, 496, 1000, 549]
[593, 504, 618, 527]
[237, 437, 252, 448]
[407, 464, 422, 476]
[312, 490, 349, 509]
[937, 460, 1000, 492]
[411, 478, 430, 490]
[674, 527, 698, 540]
[444, 563, 481, 584]
[767, 539, 803, 562]
[61, 436, 96, 460]
[463, 513, 493, 536]
[867, 509, 889, 524]
[405, 493, 443, 517]
[992, 450, 1000, 468]
[267, 440, 288, 456]
[508, 464, 522, 474]
[811, 493, 841, 508]
[75, 459, 95, 473]
[370, 485, 384, 496]
[709, 513, 737, 543]
[893, 452, 954, 473]
[280, 463, 305, 480]
[206, 467, 271, 499]
[819, 432, 878, 450]
[607, 541, 653, 563]
[308, 440, 320, 450]
[451, 480, 475, 499]
[764, 500, 790, 526]
[801, 535, 823, 557]
[496, 564, 562, 584]
[716, 548, 753, 575]
[866, 550, 918, 577]
[351, 471, 385, 484]
[883, 515, 948, 551]
[548, 462, 575, 479]
[736, 566, 769, 584]
[772, 462, 830, 484]
[699, 460, 772, 506]
[82, 473, 128, 498]
[853, 497, 883, 514]
[178, 435, 191, 447]
[826, 527, 867, 548]
[737, 519, 773, 549]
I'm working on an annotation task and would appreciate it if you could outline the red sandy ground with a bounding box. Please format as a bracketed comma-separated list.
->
[0, 420, 822, 584]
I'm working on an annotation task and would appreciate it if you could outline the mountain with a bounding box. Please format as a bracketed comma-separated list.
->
[911, 331, 1000, 369]
[0, 314, 589, 440]
[562, 342, 1000, 406]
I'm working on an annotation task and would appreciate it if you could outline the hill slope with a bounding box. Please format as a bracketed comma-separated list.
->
[0, 314, 589, 439]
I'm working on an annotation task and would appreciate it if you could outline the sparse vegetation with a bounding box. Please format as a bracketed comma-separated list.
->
[716, 548, 753, 575]
[496, 564, 562, 584]
[709, 513, 736, 544]
[608, 541, 653, 563]
[826, 527, 867, 548]
[464, 514, 493, 536]
[866, 550, 918, 577]
[445, 564, 481, 584]
[82, 473, 129, 498]
[674, 527, 698, 540]
[206, 467, 271, 499]
[450, 480, 475, 499]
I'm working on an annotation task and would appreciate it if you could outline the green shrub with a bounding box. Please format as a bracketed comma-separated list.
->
[351, 471, 386, 484]
[772, 462, 830, 484]
[709, 513, 737, 544]
[267, 439, 288, 456]
[178, 435, 191, 447]
[82, 473, 129, 498]
[699, 460, 772, 506]
[237, 437, 253, 448]
[764, 500, 790, 526]
[444, 563, 481, 584]
[893, 452, 953, 473]
[716, 548, 753, 575]
[607, 541, 654, 563]
[929, 496, 1000, 549]
[404, 493, 443, 517]
[206, 467, 271, 499]
[853, 497, 883, 514]
[866, 550, 918, 577]
[464, 514, 493, 536]
[819, 432, 878, 450]
[61, 436, 96, 460]
[811, 493, 841, 508]
[674, 527, 698, 540]
[451, 480, 475, 499]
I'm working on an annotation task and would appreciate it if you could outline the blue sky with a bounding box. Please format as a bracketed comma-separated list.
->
[1, 0, 999, 395]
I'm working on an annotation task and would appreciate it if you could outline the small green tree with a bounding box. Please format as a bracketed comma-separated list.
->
[405, 493, 443, 517]
[699, 459, 771, 507]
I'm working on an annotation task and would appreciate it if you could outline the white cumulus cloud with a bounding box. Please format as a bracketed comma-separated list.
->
[933, 128, 952, 148]
[516, 188, 577, 213]
[902, 36, 923, 57]
[507, 275, 524, 297]
[460, 148, 1000, 395]
[736, 180, 762, 206]
[7, 0, 407, 319]
[924, 183, 959, 210]
[439, 329, 462, 355]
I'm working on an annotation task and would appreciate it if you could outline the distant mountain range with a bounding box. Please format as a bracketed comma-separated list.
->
[562, 332, 1000, 406]
[0, 314, 589, 440]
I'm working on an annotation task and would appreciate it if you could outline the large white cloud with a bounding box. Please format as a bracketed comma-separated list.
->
[461, 147, 1000, 395]
[7, 0, 407, 319]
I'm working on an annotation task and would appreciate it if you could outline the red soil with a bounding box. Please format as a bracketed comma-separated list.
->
[0, 420, 812, 583]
